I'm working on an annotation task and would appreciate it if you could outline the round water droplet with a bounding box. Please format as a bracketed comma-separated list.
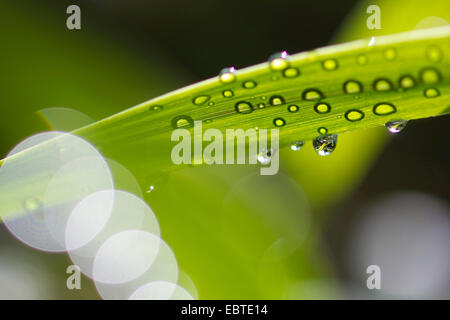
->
[257, 148, 274, 165]
[257, 103, 265, 109]
[172, 115, 194, 128]
[302, 89, 324, 101]
[219, 67, 236, 83]
[149, 105, 163, 111]
[242, 80, 257, 89]
[383, 48, 397, 60]
[317, 127, 328, 135]
[282, 67, 300, 78]
[208, 101, 215, 106]
[356, 54, 368, 65]
[322, 59, 338, 71]
[287, 105, 299, 113]
[373, 102, 396, 116]
[222, 89, 234, 98]
[314, 102, 331, 114]
[420, 67, 441, 84]
[270, 95, 285, 106]
[373, 78, 393, 91]
[343, 80, 363, 94]
[235, 101, 253, 114]
[385, 119, 407, 134]
[424, 88, 440, 98]
[269, 51, 289, 70]
[398, 75, 416, 89]
[290, 141, 305, 151]
[313, 134, 337, 156]
[273, 117, 286, 127]
[426, 45, 442, 62]
[345, 109, 365, 122]
[193, 95, 211, 106]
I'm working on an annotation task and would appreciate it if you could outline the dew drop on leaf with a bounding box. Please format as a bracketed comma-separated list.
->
[172, 115, 194, 128]
[383, 48, 397, 61]
[242, 80, 257, 89]
[287, 105, 299, 113]
[302, 89, 324, 101]
[235, 101, 253, 114]
[345, 109, 365, 122]
[257, 148, 274, 165]
[420, 67, 441, 84]
[424, 88, 440, 98]
[373, 102, 397, 116]
[273, 117, 286, 127]
[222, 89, 234, 98]
[313, 134, 337, 156]
[270, 95, 285, 106]
[385, 119, 408, 134]
[282, 67, 300, 78]
[373, 78, 393, 91]
[314, 102, 331, 114]
[426, 45, 443, 63]
[290, 141, 304, 151]
[269, 51, 289, 71]
[398, 75, 416, 89]
[343, 80, 363, 94]
[219, 67, 236, 83]
[322, 59, 338, 71]
[193, 95, 211, 105]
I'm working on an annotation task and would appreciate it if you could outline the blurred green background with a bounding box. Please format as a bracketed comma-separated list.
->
[0, 0, 449, 299]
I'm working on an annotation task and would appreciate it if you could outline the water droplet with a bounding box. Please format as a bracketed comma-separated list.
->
[219, 67, 236, 83]
[313, 134, 337, 156]
[302, 89, 324, 101]
[420, 67, 441, 84]
[356, 54, 368, 65]
[283, 67, 300, 78]
[398, 75, 416, 89]
[343, 80, 363, 94]
[322, 59, 338, 71]
[290, 141, 305, 151]
[222, 90, 234, 98]
[208, 101, 215, 106]
[345, 109, 365, 121]
[426, 45, 442, 62]
[261, 96, 267, 100]
[256, 103, 265, 109]
[146, 186, 154, 193]
[373, 78, 393, 91]
[242, 80, 257, 89]
[287, 105, 299, 113]
[270, 95, 285, 106]
[273, 117, 286, 127]
[172, 115, 194, 128]
[373, 102, 396, 116]
[317, 127, 328, 135]
[424, 88, 440, 98]
[314, 102, 331, 114]
[257, 148, 274, 165]
[193, 95, 211, 105]
[385, 119, 407, 134]
[383, 48, 397, 60]
[149, 105, 163, 111]
[269, 51, 289, 70]
[235, 101, 253, 114]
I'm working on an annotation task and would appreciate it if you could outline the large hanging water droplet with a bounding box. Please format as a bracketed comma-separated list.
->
[269, 51, 289, 70]
[385, 119, 407, 134]
[257, 148, 274, 165]
[313, 134, 337, 156]
[290, 141, 304, 151]
[219, 67, 236, 83]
